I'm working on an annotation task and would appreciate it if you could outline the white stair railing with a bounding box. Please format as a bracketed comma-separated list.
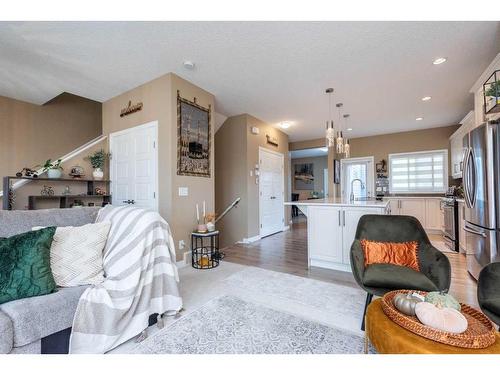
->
[0, 134, 107, 198]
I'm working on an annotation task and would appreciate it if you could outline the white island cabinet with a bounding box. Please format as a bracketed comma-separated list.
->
[285, 198, 390, 272]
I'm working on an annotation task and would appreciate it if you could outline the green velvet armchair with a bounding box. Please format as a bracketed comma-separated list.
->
[477, 262, 500, 330]
[350, 214, 451, 330]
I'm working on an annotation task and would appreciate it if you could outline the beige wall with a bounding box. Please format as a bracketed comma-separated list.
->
[0, 93, 102, 209]
[291, 156, 328, 200]
[102, 73, 215, 261]
[245, 115, 290, 238]
[215, 114, 290, 248]
[347, 124, 459, 171]
[214, 115, 248, 247]
[169, 74, 215, 260]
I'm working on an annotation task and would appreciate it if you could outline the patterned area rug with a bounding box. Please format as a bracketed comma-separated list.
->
[131, 295, 369, 354]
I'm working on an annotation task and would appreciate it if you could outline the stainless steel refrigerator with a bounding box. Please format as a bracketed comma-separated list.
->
[462, 121, 500, 279]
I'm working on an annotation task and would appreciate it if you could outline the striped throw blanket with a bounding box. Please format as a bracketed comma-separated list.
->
[69, 205, 183, 353]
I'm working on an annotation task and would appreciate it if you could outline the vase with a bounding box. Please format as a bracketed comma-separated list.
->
[47, 169, 62, 179]
[92, 167, 104, 180]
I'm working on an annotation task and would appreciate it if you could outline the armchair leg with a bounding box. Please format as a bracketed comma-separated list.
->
[361, 293, 373, 331]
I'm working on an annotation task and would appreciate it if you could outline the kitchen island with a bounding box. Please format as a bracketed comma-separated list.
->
[285, 198, 390, 272]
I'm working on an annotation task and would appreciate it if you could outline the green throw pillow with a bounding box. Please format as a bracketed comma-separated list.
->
[0, 227, 57, 304]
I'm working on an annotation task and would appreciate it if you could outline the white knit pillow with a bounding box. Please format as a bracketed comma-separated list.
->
[33, 222, 111, 287]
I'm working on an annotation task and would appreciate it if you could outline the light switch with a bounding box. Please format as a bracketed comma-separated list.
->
[178, 187, 189, 196]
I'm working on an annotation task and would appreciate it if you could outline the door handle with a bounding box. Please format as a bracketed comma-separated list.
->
[123, 199, 135, 204]
[342, 210, 346, 226]
[464, 225, 486, 238]
[338, 211, 341, 226]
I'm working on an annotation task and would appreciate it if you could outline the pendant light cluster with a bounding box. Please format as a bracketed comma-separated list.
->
[325, 88, 351, 158]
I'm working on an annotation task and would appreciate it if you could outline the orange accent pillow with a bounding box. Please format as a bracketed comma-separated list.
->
[360, 239, 420, 272]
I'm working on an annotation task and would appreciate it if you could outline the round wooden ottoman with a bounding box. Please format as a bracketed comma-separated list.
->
[365, 299, 500, 354]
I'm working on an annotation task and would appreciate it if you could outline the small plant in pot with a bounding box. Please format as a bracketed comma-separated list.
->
[86, 149, 111, 180]
[40, 159, 63, 179]
[486, 81, 500, 109]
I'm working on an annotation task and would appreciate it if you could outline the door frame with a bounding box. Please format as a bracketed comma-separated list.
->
[258, 146, 285, 237]
[340, 156, 375, 200]
[109, 120, 159, 211]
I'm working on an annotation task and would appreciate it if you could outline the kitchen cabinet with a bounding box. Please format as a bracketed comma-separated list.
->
[385, 197, 443, 233]
[470, 53, 500, 126]
[425, 199, 444, 231]
[450, 111, 474, 179]
[308, 206, 344, 264]
[400, 199, 426, 225]
[303, 203, 387, 272]
[389, 198, 425, 224]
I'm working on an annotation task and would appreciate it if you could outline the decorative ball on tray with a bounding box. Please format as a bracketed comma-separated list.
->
[415, 302, 468, 334]
[69, 165, 85, 179]
[425, 291, 461, 311]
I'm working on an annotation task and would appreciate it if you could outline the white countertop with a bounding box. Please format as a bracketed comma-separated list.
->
[383, 196, 443, 200]
[284, 198, 389, 209]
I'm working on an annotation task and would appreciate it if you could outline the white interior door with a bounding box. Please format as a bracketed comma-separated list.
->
[341, 157, 375, 201]
[259, 147, 285, 237]
[110, 121, 158, 211]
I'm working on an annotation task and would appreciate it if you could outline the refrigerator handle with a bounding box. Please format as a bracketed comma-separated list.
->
[462, 147, 472, 209]
[464, 225, 487, 238]
[469, 148, 477, 208]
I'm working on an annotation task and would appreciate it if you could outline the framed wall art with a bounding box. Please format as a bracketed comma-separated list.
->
[294, 163, 314, 190]
[177, 91, 211, 177]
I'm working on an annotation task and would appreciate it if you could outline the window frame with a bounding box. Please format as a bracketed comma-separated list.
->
[388, 149, 449, 194]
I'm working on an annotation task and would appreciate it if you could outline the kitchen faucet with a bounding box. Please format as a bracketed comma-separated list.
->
[350, 179, 365, 202]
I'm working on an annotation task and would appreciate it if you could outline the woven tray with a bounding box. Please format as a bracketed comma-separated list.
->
[381, 290, 496, 349]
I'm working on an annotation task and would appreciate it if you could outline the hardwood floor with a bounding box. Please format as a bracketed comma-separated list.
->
[222, 216, 479, 306]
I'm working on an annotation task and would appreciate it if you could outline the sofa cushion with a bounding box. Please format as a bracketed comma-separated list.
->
[0, 285, 88, 347]
[0, 310, 13, 353]
[0, 227, 57, 304]
[0, 207, 99, 238]
[363, 263, 438, 291]
[33, 222, 111, 287]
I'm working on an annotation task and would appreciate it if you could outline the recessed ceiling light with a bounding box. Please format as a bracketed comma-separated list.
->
[416, 117, 424, 121]
[433, 57, 447, 65]
[421, 96, 432, 101]
[347, 128, 353, 131]
[280, 121, 291, 129]
[183, 60, 195, 70]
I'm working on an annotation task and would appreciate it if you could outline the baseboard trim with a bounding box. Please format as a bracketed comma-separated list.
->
[238, 235, 261, 244]
[176, 251, 191, 269]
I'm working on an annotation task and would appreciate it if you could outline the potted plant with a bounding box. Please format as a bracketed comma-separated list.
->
[86, 149, 111, 180]
[485, 80, 500, 111]
[41, 159, 63, 179]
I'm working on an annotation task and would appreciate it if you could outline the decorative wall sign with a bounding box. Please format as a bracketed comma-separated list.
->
[177, 91, 211, 177]
[120, 100, 143, 117]
[266, 134, 279, 147]
[294, 163, 314, 190]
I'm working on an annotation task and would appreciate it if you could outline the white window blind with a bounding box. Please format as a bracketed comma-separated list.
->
[389, 150, 448, 193]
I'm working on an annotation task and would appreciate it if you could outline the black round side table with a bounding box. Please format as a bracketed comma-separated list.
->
[191, 231, 222, 269]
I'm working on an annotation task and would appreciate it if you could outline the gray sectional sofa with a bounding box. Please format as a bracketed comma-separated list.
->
[0, 207, 100, 354]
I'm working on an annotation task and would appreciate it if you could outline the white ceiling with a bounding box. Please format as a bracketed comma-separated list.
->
[290, 147, 328, 159]
[0, 22, 499, 141]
